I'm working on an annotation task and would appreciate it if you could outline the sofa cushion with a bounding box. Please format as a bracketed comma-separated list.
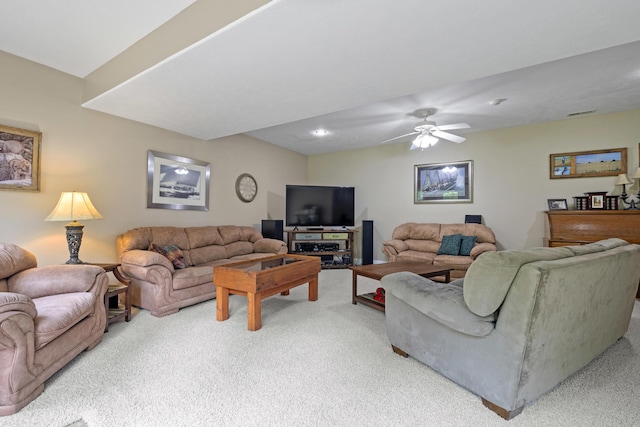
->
[383, 271, 496, 337]
[33, 293, 94, 350]
[190, 245, 228, 266]
[225, 241, 255, 258]
[149, 243, 188, 269]
[463, 247, 575, 316]
[392, 223, 441, 241]
[459, 235, 477, 256]
[437, 234, 462, 255]
[172, 266, 214, 290]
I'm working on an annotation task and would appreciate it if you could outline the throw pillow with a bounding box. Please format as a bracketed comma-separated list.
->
[437, 234, 462, 256]
[148, 243, 187, 269]
[459, 235, 478, 256]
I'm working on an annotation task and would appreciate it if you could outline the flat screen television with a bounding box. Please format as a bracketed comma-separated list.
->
[285, 185, 355, 228]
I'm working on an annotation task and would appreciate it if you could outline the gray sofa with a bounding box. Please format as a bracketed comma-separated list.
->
[0, 243, 108, 415]
[382, 238, 640, 419]
[116, 225, 287, 317]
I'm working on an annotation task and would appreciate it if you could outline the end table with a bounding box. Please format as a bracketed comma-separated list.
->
[91, 263, 131, 332]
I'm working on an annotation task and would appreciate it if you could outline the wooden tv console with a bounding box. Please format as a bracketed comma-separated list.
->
[545, 210, 640, 298]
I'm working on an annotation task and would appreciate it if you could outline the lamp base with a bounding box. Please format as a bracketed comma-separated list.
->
[65, 222, 85, 264]
[620, 194, 640, 210]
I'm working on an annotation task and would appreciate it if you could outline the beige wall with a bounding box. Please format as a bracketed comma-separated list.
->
[308, 109, 640, 263]
[0, 51, 307, 266]
[3, 50, 640, 267]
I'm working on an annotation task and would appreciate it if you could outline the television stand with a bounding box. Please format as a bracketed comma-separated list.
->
[287, 229, 355, 269]
[306, 227, 325, 231]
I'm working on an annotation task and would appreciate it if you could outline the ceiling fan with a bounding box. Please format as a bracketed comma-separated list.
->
[381, 108, 470, 149]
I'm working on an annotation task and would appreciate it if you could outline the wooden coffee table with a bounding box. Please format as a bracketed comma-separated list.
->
[350, 262, 453, 312]
[213, 254, 321, 331]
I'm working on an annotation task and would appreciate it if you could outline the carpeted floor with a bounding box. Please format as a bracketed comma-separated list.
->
[4, 269, 640, 426]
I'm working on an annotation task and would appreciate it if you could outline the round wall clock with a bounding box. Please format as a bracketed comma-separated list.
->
[235, 173, 258, 203]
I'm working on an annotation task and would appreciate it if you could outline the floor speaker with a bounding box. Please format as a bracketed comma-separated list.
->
[261, 219, 284, 240]
[362, 220, 374, 265]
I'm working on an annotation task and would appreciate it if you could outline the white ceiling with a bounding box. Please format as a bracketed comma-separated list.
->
[2, 0, 640, 155]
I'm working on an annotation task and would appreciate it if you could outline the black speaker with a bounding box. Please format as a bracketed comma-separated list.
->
[465, 215, 482, 224]
[362, 220, 374, 265]
[261, 220, 283, 240]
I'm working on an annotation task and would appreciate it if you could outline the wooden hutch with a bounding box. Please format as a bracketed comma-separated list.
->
[545, 210, 640, 298]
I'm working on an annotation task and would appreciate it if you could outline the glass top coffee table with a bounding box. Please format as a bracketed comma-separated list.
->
[349, 262, 453, 312]
[213, 254, 321, 331]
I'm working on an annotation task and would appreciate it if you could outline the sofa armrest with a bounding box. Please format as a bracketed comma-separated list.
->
[0, 292, 37, 319]
[382, 239, 408, 257]
[383, 271, 496, 337]
[470, 242, 497, 260]
[121, 249, 174, 270]
[8, 265, 108, 299]
[254, 238, 287, 254]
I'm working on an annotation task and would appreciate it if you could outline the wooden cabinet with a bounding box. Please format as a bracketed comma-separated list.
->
[545, 210, 640, 298]
[286, 230, 354, 269]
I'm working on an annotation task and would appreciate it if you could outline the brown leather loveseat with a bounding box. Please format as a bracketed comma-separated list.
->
[382, 222, 497, 279]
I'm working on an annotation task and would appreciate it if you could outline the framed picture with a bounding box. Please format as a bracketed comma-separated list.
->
[547, 199, 568, 210]
[0, 125, 42, 192]
[586, 191, 607, 210]
[414, 160, 473, 204]
[147, 150, 210, 211]
[549, 148, 626, 179]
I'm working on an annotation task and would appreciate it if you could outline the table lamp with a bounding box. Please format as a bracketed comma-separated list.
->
[45, 192, 104, 264]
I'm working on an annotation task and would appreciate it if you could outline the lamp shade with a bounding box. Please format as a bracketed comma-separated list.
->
[615, 174, 632, 186]
[45, 192, 104, 222]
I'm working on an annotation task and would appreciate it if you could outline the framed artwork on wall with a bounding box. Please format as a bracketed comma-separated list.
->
[146, 150, 210, 211]
[414, 160, 473, 204]
[0, 124, 42, 192]
[549, 148, 627, 179]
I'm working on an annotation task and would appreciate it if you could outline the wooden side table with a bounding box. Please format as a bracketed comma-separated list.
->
[92, 263, 131, 332]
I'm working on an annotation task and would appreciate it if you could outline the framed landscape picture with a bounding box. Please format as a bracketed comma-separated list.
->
[0, 125, 42, 192]
[147, 150, 210, 211]
[414, 160, 473, 204]
[549, 148, 626, 179]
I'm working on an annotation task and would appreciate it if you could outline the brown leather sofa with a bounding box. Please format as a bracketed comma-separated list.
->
[116, 225, 288, 317]
[382, 222, 497, 279]
[0, 243, 108, 415]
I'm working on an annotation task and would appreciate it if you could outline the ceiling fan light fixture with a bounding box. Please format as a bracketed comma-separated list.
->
[413, 133, 439, 149]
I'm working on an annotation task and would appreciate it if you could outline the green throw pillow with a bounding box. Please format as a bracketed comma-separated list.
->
[437, 234, 462, 255]
[459, 235, 478, 256]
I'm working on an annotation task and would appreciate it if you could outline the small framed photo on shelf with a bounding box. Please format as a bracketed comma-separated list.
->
[586, 192, 607, 209]
[547, 199, 568, 210]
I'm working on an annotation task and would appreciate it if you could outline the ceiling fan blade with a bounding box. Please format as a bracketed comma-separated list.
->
[432, 130, 466, 144]
[380, 131, 419, 144]
[437, 123, 470, 131]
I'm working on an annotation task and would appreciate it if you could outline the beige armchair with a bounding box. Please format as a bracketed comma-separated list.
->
[0, 243, 108, 415]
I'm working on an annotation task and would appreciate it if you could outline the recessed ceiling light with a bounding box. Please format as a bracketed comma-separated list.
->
[312, 129, 330, 136]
